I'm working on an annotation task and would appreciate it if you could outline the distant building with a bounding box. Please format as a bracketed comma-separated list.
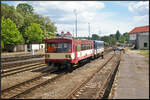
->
[129, 25, 149, 49]
[64, 32, 72, 38]
[56, 31, 72, 38]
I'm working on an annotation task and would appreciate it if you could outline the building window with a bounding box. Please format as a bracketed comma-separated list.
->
[144, 42, 147, 47]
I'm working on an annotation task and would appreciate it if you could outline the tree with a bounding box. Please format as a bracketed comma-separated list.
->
[1, 40, 4, 51]
[110, 38, 117, 46]
[123, 32, 129, 42]
[100, 36, 110, 43]
[1, 17, 24, 46]
[1, 3, 24, 28]
[25, 23, 43, 43]
[110, 34, 116, 39]
[115, 30, 121, 41]
[100, 35, 117, 46]
[91, 34, 100, 40]
[16, 3, 34, 16]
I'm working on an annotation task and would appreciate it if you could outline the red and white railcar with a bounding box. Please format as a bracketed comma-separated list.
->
[45, 37, 94, 71]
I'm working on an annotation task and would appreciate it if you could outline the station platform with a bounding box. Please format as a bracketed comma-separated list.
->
[113, 49, 149, 99]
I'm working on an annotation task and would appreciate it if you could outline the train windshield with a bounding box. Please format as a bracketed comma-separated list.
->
[46, 42, 72, 53]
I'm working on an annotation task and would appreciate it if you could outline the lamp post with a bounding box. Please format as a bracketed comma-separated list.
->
[73, 9, 77, 38]
[88, 23, 90, 40]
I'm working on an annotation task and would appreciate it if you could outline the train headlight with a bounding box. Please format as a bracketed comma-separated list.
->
[65, 54, 71, 58]
[45, 54, 50, 58]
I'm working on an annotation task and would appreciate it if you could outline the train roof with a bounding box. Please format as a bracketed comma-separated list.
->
[45, 37, 93, 43]
[94, 40, 104, 43]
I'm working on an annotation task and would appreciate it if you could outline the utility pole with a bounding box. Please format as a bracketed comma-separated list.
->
[88, 23, 90, 40]
[72, 28, 74, 38]
[74, 9, 77, 38]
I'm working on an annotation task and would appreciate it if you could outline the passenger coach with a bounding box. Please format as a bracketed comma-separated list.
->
[93, 40, 104, 59]
[45, 38, 94, 72]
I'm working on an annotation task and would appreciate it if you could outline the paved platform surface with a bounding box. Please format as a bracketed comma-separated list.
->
[113, 50, 149, 99]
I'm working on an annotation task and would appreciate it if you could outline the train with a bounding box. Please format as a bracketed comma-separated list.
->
[45, 37, 104, 72]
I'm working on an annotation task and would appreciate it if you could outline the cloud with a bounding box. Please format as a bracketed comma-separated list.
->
[128, 1, 149, 28]
[128, 1, 149, 15]
[133, 15, 149, 24]
[3, 1, 149, 37]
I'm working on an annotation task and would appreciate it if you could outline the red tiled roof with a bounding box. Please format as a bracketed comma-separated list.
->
[129, 25, 149, 34]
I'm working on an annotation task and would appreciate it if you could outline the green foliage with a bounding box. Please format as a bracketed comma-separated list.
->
[100, 35, 117, 46]
[16, 3, 34, 15]
[43, 32, 56, 40]
[110, 38, 117, 46]
[25, 23, 43, 43]
[115, 30, 121, 41]
[91, 34, 100, 40]
[1, 3, 24, 28]
[1, 2, 57, 52]
[110, 34, 116, 39]
[1, 40, 4, 50]
[100, 36, 110, 43]
[1, 17, 24, 46]
[123, 32, 129, 42]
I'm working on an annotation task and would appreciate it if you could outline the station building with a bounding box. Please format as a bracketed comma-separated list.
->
[129, 25, 149, 49]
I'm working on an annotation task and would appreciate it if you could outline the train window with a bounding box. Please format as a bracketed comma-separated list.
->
[86, 44, 88, 50]
[47, 42, 72, 53]
[45, 43, 47, 52]
[85, 44, 87, 50]
[88, 44, 90, 49]
[81, 44, 83, 50]
[75, 46, 77, 51]
[84, 44, 86, 50]
[81, 44, 92, 50]
[73, 44, 74, 52]
[78, 44, 81, 51]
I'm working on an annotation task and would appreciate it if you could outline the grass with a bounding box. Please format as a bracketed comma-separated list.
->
[139, 50, 149, 63]
[139, 50, 149, 56]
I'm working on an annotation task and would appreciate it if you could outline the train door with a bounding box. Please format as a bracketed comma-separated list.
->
[74, 43, 78, 63]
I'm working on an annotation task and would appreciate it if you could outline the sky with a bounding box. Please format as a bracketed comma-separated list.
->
[2, 1, 149, 37]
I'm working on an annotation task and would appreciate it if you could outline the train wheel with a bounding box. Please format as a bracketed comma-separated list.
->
[67, 63, 73, 73]
[48, 63, 51, 66]
[58, 66, 61, 70]
[88, 58, 91, 63]
[101, 54, 104, 59]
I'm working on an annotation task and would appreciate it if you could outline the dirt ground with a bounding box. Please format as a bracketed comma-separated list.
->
[17, 52, 114, 99]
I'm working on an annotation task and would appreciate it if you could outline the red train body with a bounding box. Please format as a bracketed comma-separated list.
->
[45, 38, 94, 71]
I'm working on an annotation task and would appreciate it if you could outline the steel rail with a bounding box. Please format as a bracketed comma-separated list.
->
[1, 68, 56, 93]
[2, 62, 44, 73]
[1, 64, 46, 77]
[66, 53, 115, 99]
[95, 52, 121, 98]
[2, 59, 44, 70]
[1, 68, 64, 99]
[9, 72, 66, 99]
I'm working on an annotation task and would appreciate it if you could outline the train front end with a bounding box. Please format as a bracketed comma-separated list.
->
[45, 38, 73, 69]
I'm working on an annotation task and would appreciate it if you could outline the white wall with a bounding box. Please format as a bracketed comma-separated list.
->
[130, 34, 136, 40]
[139, 32, 149, 36]
[40, 44, 45, 49]
[32, 44, 40, 50]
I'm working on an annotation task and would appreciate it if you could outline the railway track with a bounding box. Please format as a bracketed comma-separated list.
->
[1, 54, 44, 63]
[1, 48, 114, 99]
[66, 51, 121, 99]
[1, 48, 112, 77]
[1, 68, 66, 99]
[1, 62, 46, 77]
[2, 58, 44, 69]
